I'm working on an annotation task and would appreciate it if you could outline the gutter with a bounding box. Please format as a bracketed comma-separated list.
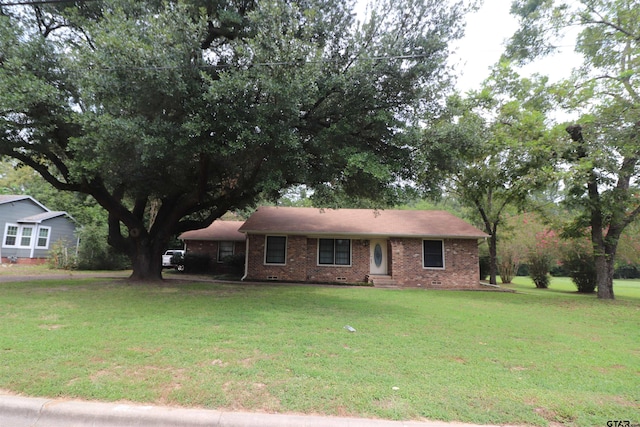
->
[240, 234, 249, 281]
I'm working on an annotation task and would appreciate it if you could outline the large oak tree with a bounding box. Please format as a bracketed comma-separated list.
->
[0, 0, 467, 280]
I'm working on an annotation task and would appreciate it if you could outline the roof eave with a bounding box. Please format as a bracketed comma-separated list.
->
[240, 230, 488, 239]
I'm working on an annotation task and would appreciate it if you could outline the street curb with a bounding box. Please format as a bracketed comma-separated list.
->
[0, 395, 510, 427]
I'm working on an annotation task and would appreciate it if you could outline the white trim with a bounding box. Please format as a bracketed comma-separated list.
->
[35, 226, 51, 249]
[3, 223, 19, 247]
[241, 235, 249, 281]
[422, 239, 445, 270]
[264, 235, 287, 265]
[0, 195, 50, 212]
[2, 223, 36, 250]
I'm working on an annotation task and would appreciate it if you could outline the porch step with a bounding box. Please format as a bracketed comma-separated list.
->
[369, 275, 397, 287]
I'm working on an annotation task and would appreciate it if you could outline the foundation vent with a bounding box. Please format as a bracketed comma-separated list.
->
[335, 277, 347, 282]
[267, 276, 279, 280]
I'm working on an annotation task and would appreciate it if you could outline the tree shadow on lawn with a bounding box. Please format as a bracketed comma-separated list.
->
[93, 277, 425, 322]
[502, 280, 640, 304]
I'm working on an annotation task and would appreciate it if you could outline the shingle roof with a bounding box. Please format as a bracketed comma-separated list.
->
[0, 195, 48, 211]
[17, 212, 68, 223]
[0, 195, 31, 204]
[238, 206, 488, 239]
[179, 220, 246, 241]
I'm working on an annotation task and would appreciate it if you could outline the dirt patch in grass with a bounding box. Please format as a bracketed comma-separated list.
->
[38, 324, 66, 330]
[221, 380, 281, 412]
[239, 350, 275, 368]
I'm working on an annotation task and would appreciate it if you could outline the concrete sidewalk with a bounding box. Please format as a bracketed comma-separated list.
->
[0, 394, 516, 427]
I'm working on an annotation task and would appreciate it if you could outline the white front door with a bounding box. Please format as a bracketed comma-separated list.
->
[370, 239, 387, 275]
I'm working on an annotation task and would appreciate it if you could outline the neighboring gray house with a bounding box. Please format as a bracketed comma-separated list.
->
[0, 195, 79, 264]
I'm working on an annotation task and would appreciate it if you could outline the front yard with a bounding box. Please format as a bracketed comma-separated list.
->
[0, 274, 638, 426]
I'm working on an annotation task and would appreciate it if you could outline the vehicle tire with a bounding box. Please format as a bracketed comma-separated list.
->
[176, 264, 185, 272]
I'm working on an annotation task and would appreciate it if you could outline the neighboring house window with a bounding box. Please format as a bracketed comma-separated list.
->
[20, 226, 33, 247]
[423, 240, 444, 268]
[318, 239, 351, 266]
[4, 225, 18, 246]
[3, 224, 36, 248]
[37, 227, 51, 248]
[265, 236, 286, 264]
[218, 241, 234, 262]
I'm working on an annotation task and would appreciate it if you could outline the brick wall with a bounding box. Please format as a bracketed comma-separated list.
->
[305, 238, 369, 284]
[245, 234, 307, 282]
[245, 234, 370, 284]
[245, 234, 480, 288]
[1, 257, 47, 265]
[390, 238, 479, 288]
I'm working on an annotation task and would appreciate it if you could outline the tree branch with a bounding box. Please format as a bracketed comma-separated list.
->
[5, 150, 81, 192]
[580, 16, 640, 42]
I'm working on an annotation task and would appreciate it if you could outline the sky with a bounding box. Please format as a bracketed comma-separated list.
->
[450, 0, 580, 93]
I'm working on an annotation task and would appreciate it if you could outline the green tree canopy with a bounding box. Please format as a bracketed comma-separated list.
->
[506, 0, 640, 299]
[0, 0, 468, 280]
[417, 64, 557, 284]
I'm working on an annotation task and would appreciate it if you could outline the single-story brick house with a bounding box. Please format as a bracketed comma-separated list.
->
[179, 220, 245, 273]
[0, 195, 79, 264]
[238, 206, 488, 288]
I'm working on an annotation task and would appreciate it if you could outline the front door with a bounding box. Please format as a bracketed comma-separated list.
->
[369, 239, 387, 275]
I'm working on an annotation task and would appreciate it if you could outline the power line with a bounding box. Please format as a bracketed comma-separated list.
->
[0, 0, 99, 6]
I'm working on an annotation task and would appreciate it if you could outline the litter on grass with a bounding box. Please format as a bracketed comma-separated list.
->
[344, 325, 356, 332]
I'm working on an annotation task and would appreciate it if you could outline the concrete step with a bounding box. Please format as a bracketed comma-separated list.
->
[369, 275, 397, 287]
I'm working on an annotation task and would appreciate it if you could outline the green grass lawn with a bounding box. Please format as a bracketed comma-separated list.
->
[0, 276, 638, 427]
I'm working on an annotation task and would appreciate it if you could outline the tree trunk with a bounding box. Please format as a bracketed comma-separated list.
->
[127, 235, 165, 282]
[592, 232, 616, 300]
[488, 232, 498, 285]
[597, 243, 617, 300]
[597, 257, 615, 299]
[129, 250, 163, 281]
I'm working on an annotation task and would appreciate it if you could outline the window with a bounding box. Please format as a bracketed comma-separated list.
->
[218, 241, 234, 262]
[20, 226, 33, 247]
[423, 240, 444, 268]
[265, 236, 286, 264]
[318, 239, 351, 266]
[4, 225, 18, 246]
[37, 227, 51, 248]
[3, 224, 37, 248]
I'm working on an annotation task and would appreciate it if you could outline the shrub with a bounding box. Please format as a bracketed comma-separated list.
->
[221, 253, 245, 274]
[550, 264, 570, 277]
[614, 264, 640, 279]
[516, 264, 529, 276]
[76, 224, 130, 270]
[47, 239, 78, 270]
[561, 250, 597, 293]
[182, 252, 211, 273]
[528, 252, 551, 289]
[498, 253, 519, 284]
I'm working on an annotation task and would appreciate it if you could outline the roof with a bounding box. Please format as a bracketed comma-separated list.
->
[0, 195, 78, 224]
[238, 206, 489, 239]
[179, 220, 246, 241]
[0, 195, 30, 204]
[0, 195, 48, 211]
[17, 212, 69, 223]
